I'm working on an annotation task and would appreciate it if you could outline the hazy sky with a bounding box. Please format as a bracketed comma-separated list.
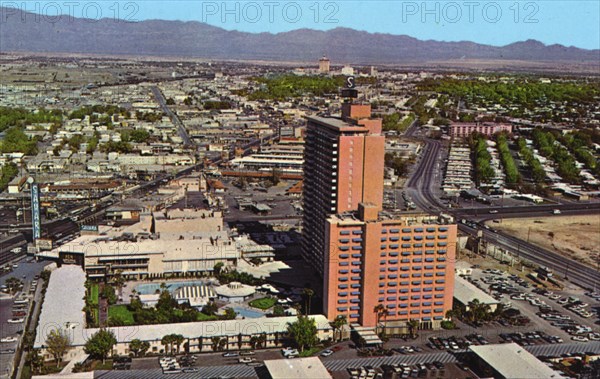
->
[9, 1, 600, 49]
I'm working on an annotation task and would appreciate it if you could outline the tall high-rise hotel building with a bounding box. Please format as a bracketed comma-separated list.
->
[302, 93, 457, 329]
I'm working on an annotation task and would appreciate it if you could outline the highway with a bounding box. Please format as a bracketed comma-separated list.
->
[405, 136, 600, 291]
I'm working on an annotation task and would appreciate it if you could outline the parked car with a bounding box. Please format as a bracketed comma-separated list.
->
[1, 337, 18, 343]
[321, 349, 334, 357]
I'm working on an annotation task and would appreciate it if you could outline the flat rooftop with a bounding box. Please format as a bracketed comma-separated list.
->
[454, 276, 499, 307]
[470, 343, 564, 379]
[264, 357, 332, 379]
[34, 265, 86, 348]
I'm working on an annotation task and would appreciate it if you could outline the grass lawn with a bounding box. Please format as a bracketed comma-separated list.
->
[88, 284, 99, 305]
[108, 305, 135, 325]
[249, 297, 277, 310]
[299, 346, 321, 357]
[90, 359, 113, 370]
[196, 312, 218, 321]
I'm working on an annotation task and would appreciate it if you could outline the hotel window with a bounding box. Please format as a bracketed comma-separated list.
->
[380, 244, 387, 249]
[437, 257, 446, 262]
[387, 289, 397, 294]
[413, 258, 422, 263]
[402, 228, 411, 233]
[339, 239, 349, 243]
[390, 229, 400, 233]
[339, 262, 349, 266]
[338, 284, 348, 289]
[390, 236, 399, 241]
[413, 243, 423, 248]
[401, 259, 410, 264]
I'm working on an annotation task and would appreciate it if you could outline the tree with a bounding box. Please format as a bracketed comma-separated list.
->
[210, 336, 220, 352]
[5, 277, 23, 294]
[111, 271, 126, 296]
[287, 315, 318, 352]
[272, 305, 286, 317]
[373, 304, 385, 335]
[27, 349, 45, 375]
[213, 262, 224, 277]
[331, 315, 347, 342]
[46, 329, 71, 367]
[407, 319, 419, 339]
[466, 299, 492, 325]
[161, 334, 174, 355]
[302, 288, 314, 315]
[172, 334, 185, 354]
[129, 339, 150, 357]
[84, 329, 117, 364]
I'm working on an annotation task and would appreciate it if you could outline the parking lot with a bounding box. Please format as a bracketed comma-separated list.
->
[465, 267, 599, 343]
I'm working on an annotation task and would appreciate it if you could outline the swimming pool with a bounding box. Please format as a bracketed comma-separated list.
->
[135, 281, 206, 295]
[230, 307, 266, 319]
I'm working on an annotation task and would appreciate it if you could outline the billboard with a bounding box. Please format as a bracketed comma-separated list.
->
[30, 183, 41, 240]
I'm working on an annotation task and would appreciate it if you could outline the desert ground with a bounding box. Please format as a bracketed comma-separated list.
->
[491, 215, 600, 267]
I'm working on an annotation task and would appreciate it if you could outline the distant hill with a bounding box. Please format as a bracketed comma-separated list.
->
[1, 7, 598, 64]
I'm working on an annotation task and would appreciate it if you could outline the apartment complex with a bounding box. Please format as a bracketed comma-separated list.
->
[450, 122, 513, 138]
[302, 99, 457, 330]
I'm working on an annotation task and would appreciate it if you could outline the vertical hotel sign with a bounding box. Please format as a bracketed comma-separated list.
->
[31, 183, 41, 240]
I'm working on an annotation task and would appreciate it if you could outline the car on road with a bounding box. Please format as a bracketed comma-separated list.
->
[238, 357, 255, 364]
[320, 349, 334, 357]
[222, 352, 239, 357]
[0, 349, 16, 354]
[1, 337, 18, 343]
[488, 210, 498, 214]
[7, 318, 25, 324]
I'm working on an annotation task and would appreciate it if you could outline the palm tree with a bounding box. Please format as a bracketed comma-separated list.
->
[161, 335, 174, 355]
[218, 338, 227, 352]
[407, 319, 419, 339]
[373, 304, 385, 335]
[381, 308, 389, 336]
[210, 336, 220, 352]
[467, 299, 491, 325]
[173, 334, 185, 354]
[302, 288, 314, 315]
[249, 336, 259, 350]
[331, 315, 348, 342]
[258, 333, 267, 349]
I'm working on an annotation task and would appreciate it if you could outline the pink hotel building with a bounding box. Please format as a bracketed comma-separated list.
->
[302, 100, 457, 330]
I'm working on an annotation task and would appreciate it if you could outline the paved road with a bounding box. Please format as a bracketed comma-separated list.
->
[460, 223, 600, 290]
[0, 259, 49, 379]
[404, 135, 600, 291]
[151, 86, 193, 146]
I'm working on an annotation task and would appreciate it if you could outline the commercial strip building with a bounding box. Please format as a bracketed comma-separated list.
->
[468, 343, 565, 378]
[301, 99, 458, 330]
[34, 266, 333, 362]
[35, 210, 254, 279]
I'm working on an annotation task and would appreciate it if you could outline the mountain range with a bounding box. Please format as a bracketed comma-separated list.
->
[1, 7, 598, 64]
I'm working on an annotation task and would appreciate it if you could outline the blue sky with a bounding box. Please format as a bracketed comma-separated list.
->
[7, 1, 600, 49]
